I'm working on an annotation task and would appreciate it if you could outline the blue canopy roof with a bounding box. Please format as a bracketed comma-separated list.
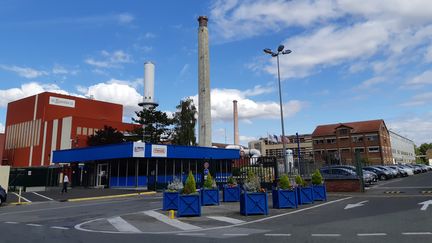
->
[52, 142, 240, 163]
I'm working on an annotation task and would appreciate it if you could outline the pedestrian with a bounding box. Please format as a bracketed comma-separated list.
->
[62, 174, 69, 194]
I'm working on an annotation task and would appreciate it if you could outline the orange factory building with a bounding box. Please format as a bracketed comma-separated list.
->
[2, 92, 137, 168]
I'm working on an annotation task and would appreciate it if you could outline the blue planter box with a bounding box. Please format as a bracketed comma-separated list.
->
[240, 192, 268, 216]
[297, 186, 314, 204]
[201, 188, 220, 206]
[272, 189, 298, 209]
[178, 194, 201, 217]
[163, 191, 179, 211]
[223, 186, 240, 202]
[312, 184, 327, 201]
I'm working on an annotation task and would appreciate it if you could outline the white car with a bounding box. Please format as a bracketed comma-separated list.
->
[397, 165, 414, 176]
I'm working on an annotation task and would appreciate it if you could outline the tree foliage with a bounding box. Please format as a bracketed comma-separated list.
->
[132, 106, 172, 144]
[183, 171, 197, 194]
[171, 98, 197, 146]
[278, 174, 291, 189]
[311, 169, 324, 185]
[87, 125, 124, 146]
[416, 143, 432, 163]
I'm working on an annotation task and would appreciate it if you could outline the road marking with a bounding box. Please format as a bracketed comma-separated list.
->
[402, 232, 432, 235]
[311, 234, 341, 237]
[344, 200, 368, 210]
[265, 233, 292, 236]
[75, 197, 353, 235]
[372, 178, 403, 187]
[4, 222, 19, 224]
[207, 216, 245, 224]
[31, 192, 54, 201]
[223, 234, 249, 236]
[143, 210, 202, 231]
[12, 192, 32, 202]
[27, 223, 43, 227]
[357, 233, 387, 236]
[177, 233, 206, 236]
[107, 216, 142, 233]
[51, 226, 69, 230]
[419, 200, 432, 211]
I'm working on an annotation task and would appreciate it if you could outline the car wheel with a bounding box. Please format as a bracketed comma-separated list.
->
[379, 175, 387, 180]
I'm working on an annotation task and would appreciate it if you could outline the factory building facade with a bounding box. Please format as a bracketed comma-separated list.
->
[389, 131, 416, 164]
[2, 92, 137, 168]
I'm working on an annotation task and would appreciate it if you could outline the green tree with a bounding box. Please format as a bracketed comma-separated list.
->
[171, 98, 197, 146]
[416, 143, 432, 163]
[132, 106, 172, 144]
[183, 171, 197, 194]
[87, 125, 124, 146]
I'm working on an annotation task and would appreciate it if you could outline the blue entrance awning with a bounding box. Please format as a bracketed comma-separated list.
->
[52, 142, 240, 163]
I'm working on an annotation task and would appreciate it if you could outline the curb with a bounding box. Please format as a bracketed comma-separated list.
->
[7, 202, 32, 206]
[65, 191, 157, 202]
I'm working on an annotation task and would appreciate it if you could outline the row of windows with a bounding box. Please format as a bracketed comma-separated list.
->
[391, 149, 414, 156]
[314, 146, 381, 154]
[5, 119, 41, 150]
[313, 134, 379, 145]
[76, 126, 126, 136]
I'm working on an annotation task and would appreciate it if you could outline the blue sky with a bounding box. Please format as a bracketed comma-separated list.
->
[1, 0, 432, 146]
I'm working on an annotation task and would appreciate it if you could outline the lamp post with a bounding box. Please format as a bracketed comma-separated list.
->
[263, 45, 292, 174]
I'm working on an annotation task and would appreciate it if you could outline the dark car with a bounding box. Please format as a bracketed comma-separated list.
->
[364, 166, 390, 180]
[0, 185, 6, 206]
[320, 166, 375, 184]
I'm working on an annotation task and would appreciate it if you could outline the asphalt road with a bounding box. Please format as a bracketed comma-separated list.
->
[1, 172, 432, 243]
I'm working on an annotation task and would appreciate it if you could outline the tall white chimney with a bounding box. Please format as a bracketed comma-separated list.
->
[233, 100, 239, 145]
[140, 61, 158, 109]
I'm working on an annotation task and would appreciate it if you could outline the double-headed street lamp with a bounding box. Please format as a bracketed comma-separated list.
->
[263, 45, 292, 174]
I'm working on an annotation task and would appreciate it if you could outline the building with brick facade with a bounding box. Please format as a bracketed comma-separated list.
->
[312, 119, 392, 166]
[2, 92, 137, 168]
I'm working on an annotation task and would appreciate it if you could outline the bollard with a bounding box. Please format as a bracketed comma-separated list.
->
[169, 210, 175, 219]
[18, 187, 22, 204]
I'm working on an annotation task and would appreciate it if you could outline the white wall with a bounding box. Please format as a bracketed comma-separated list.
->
[0, 166, 10, 193]
[390, 131, 416, 163]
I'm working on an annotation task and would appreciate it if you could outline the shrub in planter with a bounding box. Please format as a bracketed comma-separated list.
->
[311, 169, 327, 201]
[295, 175, 314, 205]
[163, 177, 183, 211]
[178, 171, 201, 217]
[201, 173, 219, 206]
[223, 176, 240, 202]
[272, 174, 297, 209]
[240, 171, 268, 215]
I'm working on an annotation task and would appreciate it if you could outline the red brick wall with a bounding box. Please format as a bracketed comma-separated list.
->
[324, 179, 361, 192]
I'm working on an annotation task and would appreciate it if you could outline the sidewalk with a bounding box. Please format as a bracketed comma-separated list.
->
[6, 187, 156, 205]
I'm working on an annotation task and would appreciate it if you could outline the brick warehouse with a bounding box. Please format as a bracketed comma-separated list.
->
[2, 92, 137, 168]
[312, 119, 393, 166]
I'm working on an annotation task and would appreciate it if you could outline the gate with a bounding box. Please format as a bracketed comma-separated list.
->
[232, 156, 278, 190]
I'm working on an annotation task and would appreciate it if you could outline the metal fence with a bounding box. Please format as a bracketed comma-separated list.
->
[8, 167, 60, 191]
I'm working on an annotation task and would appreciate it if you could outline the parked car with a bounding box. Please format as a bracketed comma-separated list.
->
[364, 166, 391, 180]
[374, 166, 397, 178]
[326, 165, 378, 183]
[320, 166, 374, 184]
[0, 185, 6, 206]
[388, 166, 408, 177]
[405, 164, 422, 174]
[413, 164, 427, 173]
[396, 165, 414, 176]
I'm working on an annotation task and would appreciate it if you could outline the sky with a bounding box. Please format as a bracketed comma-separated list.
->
[0, 0, 432, 146]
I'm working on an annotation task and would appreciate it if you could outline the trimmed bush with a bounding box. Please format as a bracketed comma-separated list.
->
[183, 171, 197, 194]
[295, 174, 306, 187]
[227, 176, 237, 187]
[243, 171, 261, 192]
[311, 169, 324, 185]
[203, 173, 216, 189]
[278, 174, 291, 189]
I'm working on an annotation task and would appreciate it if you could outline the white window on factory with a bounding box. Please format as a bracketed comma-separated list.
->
[88, 128, 93, 136]
[82, 127, 88, 136]
[76, 127, 82, 135]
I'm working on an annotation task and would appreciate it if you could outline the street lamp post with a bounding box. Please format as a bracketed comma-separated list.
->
[263, 45, 292, 174]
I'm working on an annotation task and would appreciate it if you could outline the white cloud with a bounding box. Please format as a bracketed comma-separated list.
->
[239, 135, 257, 144]
[405, 70, 432, 87]
[0, 64, 48, 78]
[52, 64, 79, 75]
[0, 82, 70, 107]
[190, 87, 305, 121]
[117, 13, 134, 24]
[0, 123, 4, 133]
[401, 92, 432, 107]
[179, 64, 189, 77]
[426, 45, 432, 62]
[388, 115, 432, 145]
[85, 50, 133, 68]
[356, 76, 386, 90]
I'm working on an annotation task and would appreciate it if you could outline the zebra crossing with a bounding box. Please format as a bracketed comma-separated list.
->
[78, 210, 249, 234]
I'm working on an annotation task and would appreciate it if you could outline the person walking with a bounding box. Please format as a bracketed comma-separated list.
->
[62, 174, 69, 194]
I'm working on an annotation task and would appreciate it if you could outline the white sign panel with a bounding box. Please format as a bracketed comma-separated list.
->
[151, 145, 167, 157]
[49, 96, 75, 108]
[133, 142, 145, 158]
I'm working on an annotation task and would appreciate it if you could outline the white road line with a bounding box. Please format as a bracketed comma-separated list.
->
[143, 210, 202, 231]
[4, 222, 18, 224]
[177, 233, 206, 236]
[357, 233, 387, 236]
[265, 234, 292, 236]
[51, 226, 69, 230]
[27, 223, 43, 227]
[223, 234, 249, 236]
[12, 192, 32, 202]
[311, 234, 341, 237]
[207, 216, 245, 224]
[402, 232, 432, 235]
[107, 216, 142, 233]
[31, 192, 54, 201]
